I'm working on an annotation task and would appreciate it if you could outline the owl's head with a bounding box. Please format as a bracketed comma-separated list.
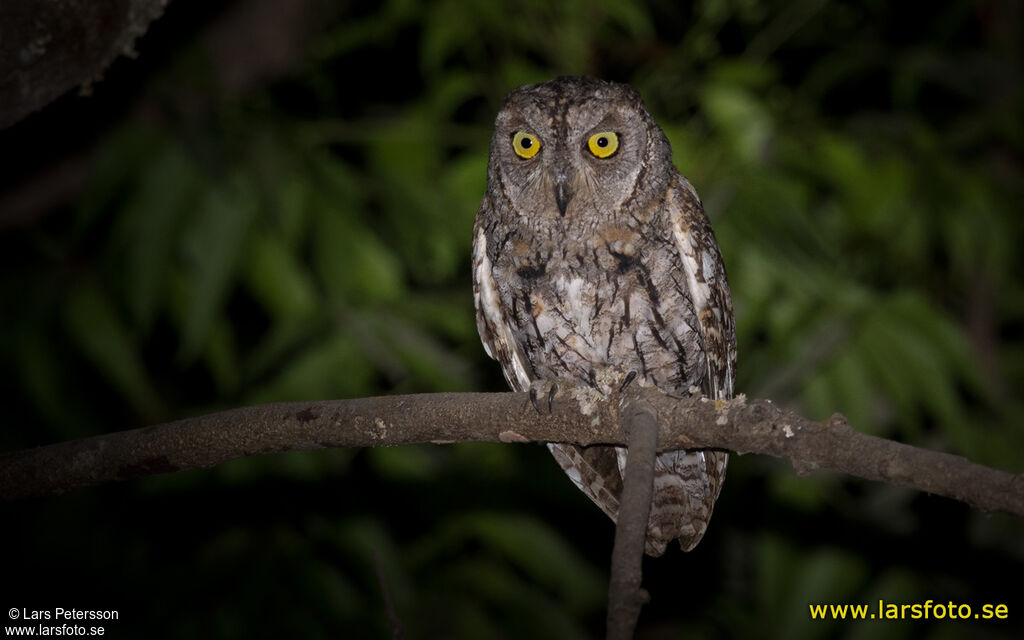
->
[488, 76, 674, 222]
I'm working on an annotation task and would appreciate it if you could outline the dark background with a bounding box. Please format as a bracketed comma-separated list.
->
[1, 1, 1022, 638]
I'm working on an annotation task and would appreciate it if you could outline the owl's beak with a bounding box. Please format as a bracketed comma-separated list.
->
[553, 176, 572, 216]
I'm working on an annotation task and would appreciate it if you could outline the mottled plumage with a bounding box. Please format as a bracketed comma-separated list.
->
[473, 77, 736, 555]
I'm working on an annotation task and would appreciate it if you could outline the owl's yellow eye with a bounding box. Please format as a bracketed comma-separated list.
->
[509, 131, 540, 158]
[587, 131, 619, 158]
[512, 131, 541, 159]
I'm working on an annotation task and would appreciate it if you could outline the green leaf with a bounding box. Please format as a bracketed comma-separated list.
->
[333, 518, 413, 612]
[756, 535, 868, 640]
[442, 151, 488, 230]
[420, 0, 469, 76]
[12, 330, 84, 437]
[366, 446, 443, 482]
[202, 316, 240, 395]
[826, 348, 876, 434]
[313, 209, 404, 304]
[393, 292, 478, 345]
[449, 443, 518, 478]
[452, 513, 605, 614]
[368, 312, 473, 391]
[64, 282, 163, 418]
[700, 83, 773, 161]
[76, 124, 169, 233]
[116, 142, 204, 333]
[177, 172, 258, 362]
[243, 230, 317, 320]
[600, 0, 655, 39]
[441, 559, 591, 640]
[274, 175, 314, 248]
[241, 316, 326, 383]
[847, 569, 922, 640]
[246, 333, 375, 403]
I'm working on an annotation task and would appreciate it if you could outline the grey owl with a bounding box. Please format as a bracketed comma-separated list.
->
[472, 76, 736, 556]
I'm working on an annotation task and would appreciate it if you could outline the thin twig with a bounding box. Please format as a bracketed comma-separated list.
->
[606, 400, 658, 640]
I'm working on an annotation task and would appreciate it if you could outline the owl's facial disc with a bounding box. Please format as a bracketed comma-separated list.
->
[492, 77, 670, 221]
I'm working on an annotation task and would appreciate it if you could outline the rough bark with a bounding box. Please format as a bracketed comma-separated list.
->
[0, 0, 168, 129]
[1, 388, 1021, 516]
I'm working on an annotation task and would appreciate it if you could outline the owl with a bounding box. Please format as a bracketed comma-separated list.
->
[472, 76, 736, 556]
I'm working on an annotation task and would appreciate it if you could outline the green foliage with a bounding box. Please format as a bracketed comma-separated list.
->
[3, 0, 1022, 638]
[63, 281, 164, 419]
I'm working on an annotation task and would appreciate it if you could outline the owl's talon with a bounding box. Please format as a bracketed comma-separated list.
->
[528, 380, 558, 414]
[529, 387, 542, 414]
[619, 370, 638, 392]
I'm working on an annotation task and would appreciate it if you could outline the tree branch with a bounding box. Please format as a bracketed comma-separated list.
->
[0, 0, 168, 129]
[1, 388, 1022, 518]
[606, 400, 657, 640]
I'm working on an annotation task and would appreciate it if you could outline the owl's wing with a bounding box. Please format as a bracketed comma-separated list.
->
[472, 213, 533, 391]
[648, 172, 736, 552]
[670, 174, 737, 402]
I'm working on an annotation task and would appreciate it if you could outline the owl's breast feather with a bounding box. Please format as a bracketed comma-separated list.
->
[512, 245, 706, 394]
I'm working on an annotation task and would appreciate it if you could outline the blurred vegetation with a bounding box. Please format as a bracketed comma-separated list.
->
[2, 0, 1022, 638]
